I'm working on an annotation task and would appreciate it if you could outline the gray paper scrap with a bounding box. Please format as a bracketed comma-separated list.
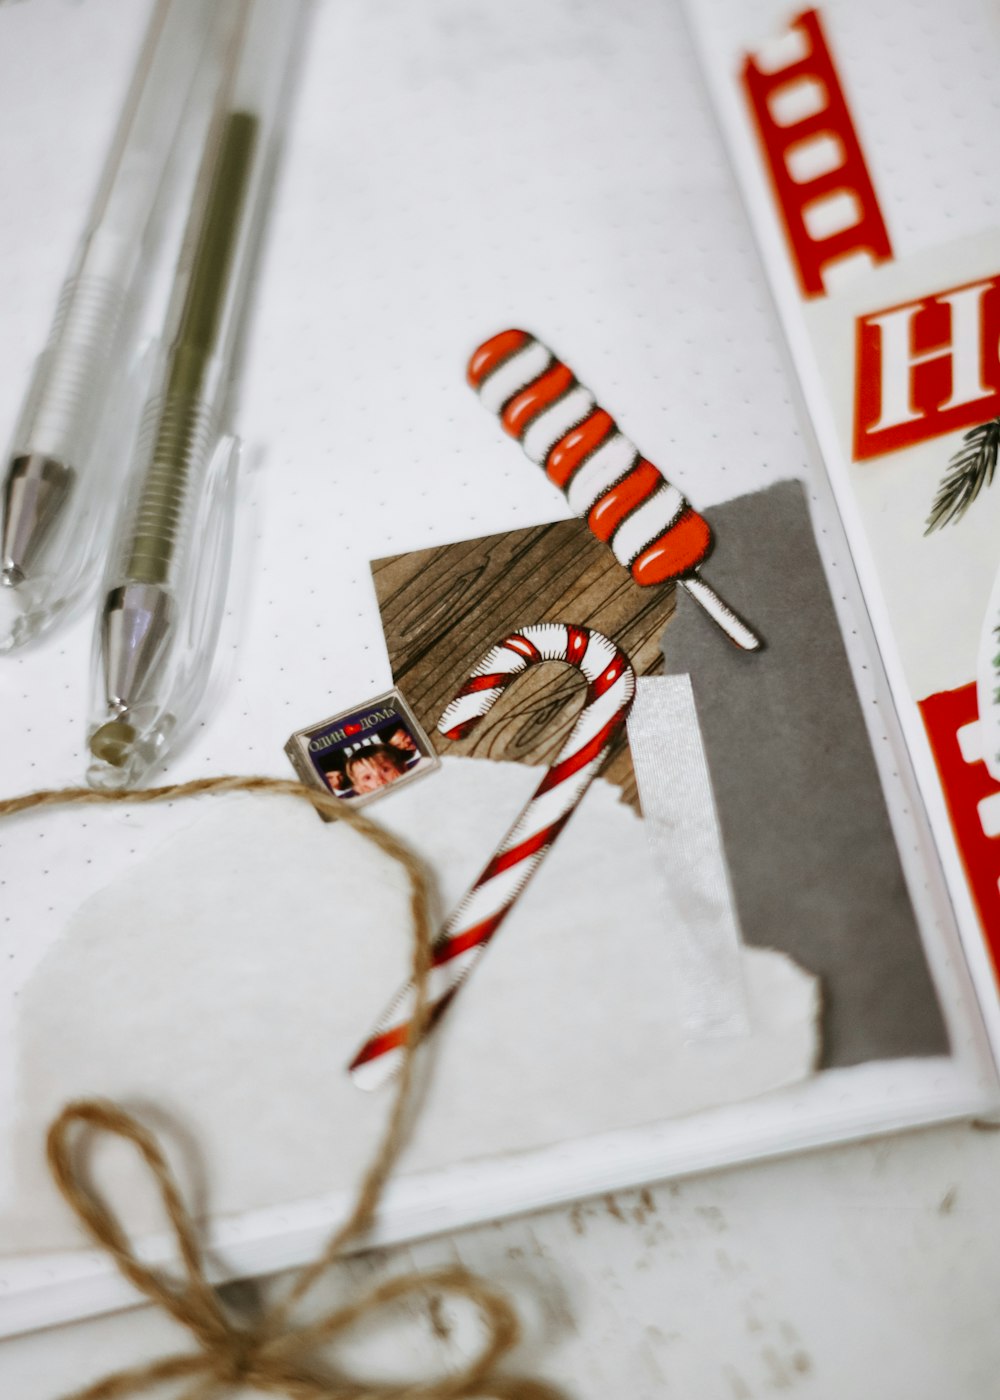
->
[661, 479, 948, 1068]
[627, 676, 751, 1039]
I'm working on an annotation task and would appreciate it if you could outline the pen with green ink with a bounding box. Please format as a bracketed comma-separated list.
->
[87, 0, 303, 788]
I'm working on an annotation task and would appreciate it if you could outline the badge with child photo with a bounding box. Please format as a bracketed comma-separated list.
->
[284, 689, 440, 813]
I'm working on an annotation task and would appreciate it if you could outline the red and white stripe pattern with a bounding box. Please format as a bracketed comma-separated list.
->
[348, 623, 635, 1089]
[468, 329, 760, 651]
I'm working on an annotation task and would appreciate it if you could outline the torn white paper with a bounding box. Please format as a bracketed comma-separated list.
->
[3, 760, 819, 1253]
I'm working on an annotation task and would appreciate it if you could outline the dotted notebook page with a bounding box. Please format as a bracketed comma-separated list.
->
[0, 0, 995, 1333]
[694, 0, 1000, 258]
[0, 0, 813, 983]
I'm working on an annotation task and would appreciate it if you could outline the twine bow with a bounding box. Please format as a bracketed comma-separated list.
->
[3, 777, 562, 1400]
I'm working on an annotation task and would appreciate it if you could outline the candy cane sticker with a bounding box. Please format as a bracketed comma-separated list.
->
[349, 623, 636, 1089]
[467, 329, 761, 651]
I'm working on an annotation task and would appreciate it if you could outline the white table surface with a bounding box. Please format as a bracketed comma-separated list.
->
[3, 1119, 1000, 1399]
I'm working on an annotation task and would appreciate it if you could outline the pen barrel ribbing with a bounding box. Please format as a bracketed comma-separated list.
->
[120, 380, 220, 586]
[119, 110, 257, 587]
[16, 271, 130, 468]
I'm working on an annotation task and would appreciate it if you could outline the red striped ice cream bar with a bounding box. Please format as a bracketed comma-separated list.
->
[468, 329, 761, 650]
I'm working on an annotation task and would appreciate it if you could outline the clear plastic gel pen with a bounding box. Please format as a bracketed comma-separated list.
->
[0, 0, 220, 652]
[87, 0, 304, 789]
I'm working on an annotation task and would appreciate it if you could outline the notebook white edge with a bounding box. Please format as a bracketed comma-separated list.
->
[1, 1049, 996, 1339]
[681, 0, 1000, 1079]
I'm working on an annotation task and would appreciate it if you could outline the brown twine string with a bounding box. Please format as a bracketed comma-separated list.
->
[2, 775, 561, 1400]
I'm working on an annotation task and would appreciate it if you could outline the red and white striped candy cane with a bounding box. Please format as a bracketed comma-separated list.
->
[348, 622, 636, 1089]
[468, 329, 761, 651]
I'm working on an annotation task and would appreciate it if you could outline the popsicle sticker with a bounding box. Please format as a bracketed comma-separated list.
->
[349, 622, 636, 1089]
[467, 330, 761, 651]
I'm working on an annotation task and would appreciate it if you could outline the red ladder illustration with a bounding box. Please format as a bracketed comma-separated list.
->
[741, 9, 892, 298]
[920, 683, 1000, 980]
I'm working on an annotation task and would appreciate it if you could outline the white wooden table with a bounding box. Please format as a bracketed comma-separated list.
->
[3, 1120, 1000, 1399]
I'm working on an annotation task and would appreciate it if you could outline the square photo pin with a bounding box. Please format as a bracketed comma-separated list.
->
[284, 688, 440, 815]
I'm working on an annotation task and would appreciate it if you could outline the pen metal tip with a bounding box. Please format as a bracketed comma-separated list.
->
[99, 581, 172, 717]
[1, 453, 75, 583]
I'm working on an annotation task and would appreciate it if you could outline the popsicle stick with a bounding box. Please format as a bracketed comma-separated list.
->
[679, 573, 761, 651]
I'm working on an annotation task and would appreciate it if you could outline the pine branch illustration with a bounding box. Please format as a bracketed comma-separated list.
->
[925, 417, 1000, 532]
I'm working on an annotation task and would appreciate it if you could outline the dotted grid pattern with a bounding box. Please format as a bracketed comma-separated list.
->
[0, 0, 810, 1006]
[695, 0, 1000, 257]
[0, 0, 990, 1302]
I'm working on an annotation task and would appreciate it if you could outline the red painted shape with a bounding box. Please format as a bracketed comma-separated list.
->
[467, 328, 529, 387]
[348, 1020, 409, 1069]
[919, 683, 1000, 981]
[347, 994, 455, 1070]
[505, 632, 542, 662]
[480, 821, 567, 881]
[853, 276, 1000, 460]
[433, 912, 506, 965]
[565, 624, 590, 666]
[501, 362, 574, 437]
[586, 651, 629, 703]
[535, 710, 629, 794]
[441, 717, 479, 741]
[460, 671, 512, 695]
[630, 508, 712, 583]
[741, 9, 892, 298]
[546, 409, 615, 488]
[587, 459, 661, 542]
